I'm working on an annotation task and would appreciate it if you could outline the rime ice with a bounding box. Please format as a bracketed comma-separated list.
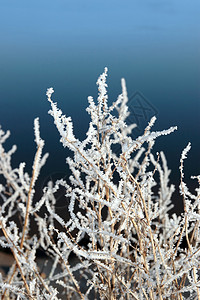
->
[0, 69, 199, 299]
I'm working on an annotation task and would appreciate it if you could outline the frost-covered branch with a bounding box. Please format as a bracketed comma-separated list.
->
[0, 68, 199, 299]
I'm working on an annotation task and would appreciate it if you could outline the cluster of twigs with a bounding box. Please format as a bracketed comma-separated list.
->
[0, 68, 199, 299]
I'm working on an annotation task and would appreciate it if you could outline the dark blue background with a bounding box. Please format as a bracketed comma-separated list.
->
[0, 1, 199, 212]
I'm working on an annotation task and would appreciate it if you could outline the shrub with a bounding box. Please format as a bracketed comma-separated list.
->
[0, 68, 199, 299]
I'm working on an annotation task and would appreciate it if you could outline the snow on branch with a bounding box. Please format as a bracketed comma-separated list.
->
[0, 69, 199, 299]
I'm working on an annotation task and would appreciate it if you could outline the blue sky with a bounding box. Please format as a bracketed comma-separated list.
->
[1, 0, 200, 46]
[1, 0, 199, 100]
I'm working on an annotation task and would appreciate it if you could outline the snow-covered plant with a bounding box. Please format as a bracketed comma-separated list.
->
[0, 68, 199, 299]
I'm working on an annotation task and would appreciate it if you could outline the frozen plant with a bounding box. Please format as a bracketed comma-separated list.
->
[0, 68, 199, 299]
